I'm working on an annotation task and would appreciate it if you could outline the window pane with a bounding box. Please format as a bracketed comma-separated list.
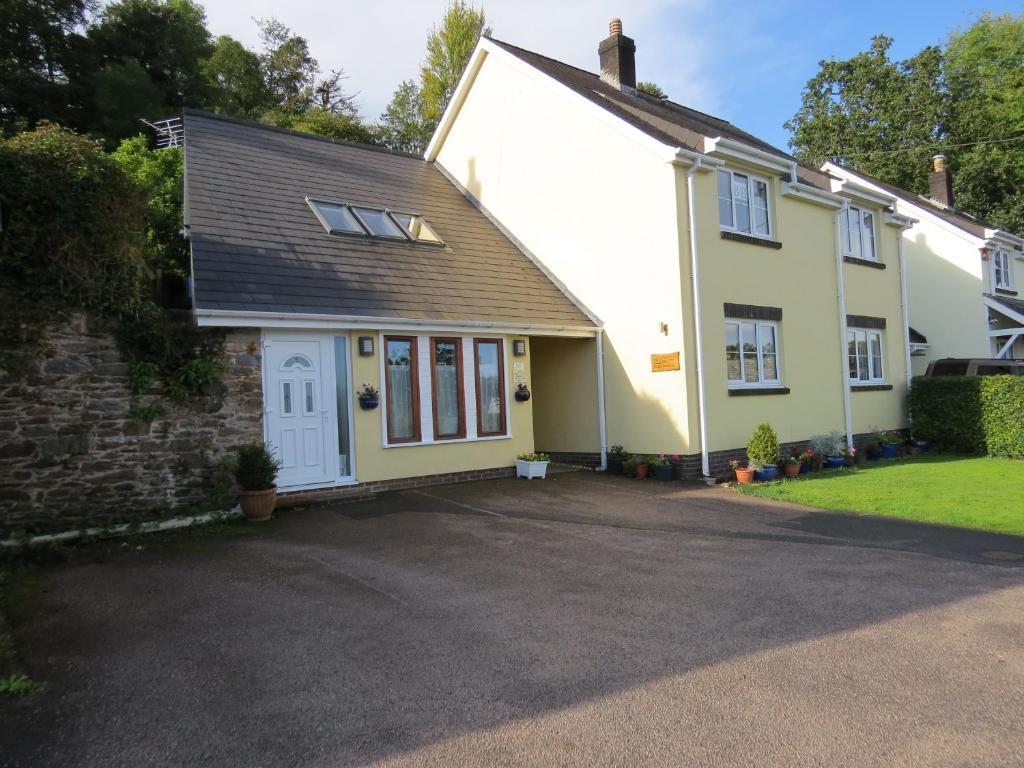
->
[856, 334, 869, 381]
[869, 333, 883, 380]
[353, 207, 406, 238]
[759, 324, 778, 381]
[752, 180, 769, 236]
[717, 170, 734, 228]
[282, 381, 292, 415]
[334, 337, 351, 477]
[862, 211, 875, 260]
[392, 212, 442, 244]
[386, 338, 418, 441]
[303, 380, 314, 415]
[475, 340, 505, 435]
[725, 323, 741, 381]
[841, 208, 852, 253]
[847, 208, 861, 257]
[733, 174, 751, 233]
[311, 201, 363, 234]
[847, 332, 858, 380]
[432, 340, 462, 438]
[741, 322, 758, 383]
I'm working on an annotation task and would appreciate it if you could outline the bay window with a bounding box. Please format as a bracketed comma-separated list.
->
[841, 205, 877, 261]
[718, 169, 771, 238]
[847, 328, 884, 383]
[725, 319, 781, 387]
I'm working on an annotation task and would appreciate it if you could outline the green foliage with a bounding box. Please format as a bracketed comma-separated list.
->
[128, 361, 159, 394]
[908, 377, 985, 453]
[0, 123, 148, 314]
[111, 137, 187, 274]
[0, 673, 38, 697]
[262, 107, 378, 144]
[128, 402, 164, 421]
[255, 18, 318, 115]
[746, 423, 781, 468]
[517, 452, 550, 462]
[646, 455, 670, 468]
[165, 356, 219, 400]
[203, 35, 272, 119]
[378, 80, 432, 153]
[420, 2, 490, 132]
[637, 81, 667, 99]
[231, 442, 280, 491]
[607, 445, 628, 458]
[979, 376, 1024, 458]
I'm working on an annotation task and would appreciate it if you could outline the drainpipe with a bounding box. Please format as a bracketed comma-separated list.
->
[896, 227, 913, 398]
[835, 204, 854, 449]
[595, 329, 608, 470]
[686, 161, 711, 477]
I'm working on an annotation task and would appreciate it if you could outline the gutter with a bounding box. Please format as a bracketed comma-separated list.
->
[834, 204, 854, 449]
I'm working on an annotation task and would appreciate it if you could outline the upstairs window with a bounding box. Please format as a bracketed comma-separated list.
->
[725, 319, 780, 387]
[718, 169, 771, 238]
[308, 200, 364, 235]
[306, 197, 442, 245]
[842, 205, 877, 261]
[352, 207, 407, 239]
[848, 328, 884, 383]
[993, 249, 1012, 290]
[392, 212, 443, 244]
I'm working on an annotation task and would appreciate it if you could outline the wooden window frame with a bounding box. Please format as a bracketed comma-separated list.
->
[429, 337, 466, 440]
[384, 335, 421, 444]
[473, 338, 507, 437]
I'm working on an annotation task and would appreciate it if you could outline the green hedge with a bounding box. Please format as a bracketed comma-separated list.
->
[909, 376, 1024, 457]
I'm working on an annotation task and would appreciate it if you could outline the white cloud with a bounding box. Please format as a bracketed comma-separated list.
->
[196, 0, 720, 120]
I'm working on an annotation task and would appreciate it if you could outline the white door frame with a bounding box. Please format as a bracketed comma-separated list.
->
[261, 330, 357, 490]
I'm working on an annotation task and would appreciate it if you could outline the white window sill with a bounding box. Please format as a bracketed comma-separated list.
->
[383, 433, 513, 449]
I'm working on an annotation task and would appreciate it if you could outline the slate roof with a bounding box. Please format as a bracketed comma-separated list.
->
[909, 326, 928, 344]
[486, 38, 834, 191]
[989, 293, 1024, 319]
[184, 111, 595, 329]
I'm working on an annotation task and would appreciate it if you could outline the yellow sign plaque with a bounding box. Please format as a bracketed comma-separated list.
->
[650, 352, 680, 372]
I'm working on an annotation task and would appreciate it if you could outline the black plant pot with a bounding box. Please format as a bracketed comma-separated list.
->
[514, 388, 531, 402]
[653, 464, 673, 481]
[358, 394, 379, 410]
[607, 457, 624, 475]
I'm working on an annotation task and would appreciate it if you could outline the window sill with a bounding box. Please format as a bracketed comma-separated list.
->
[383, 433, 512, 448]
[995, 287, 1019, 296]
[843, 255, 886, 270]
[720, 231, 783, 250]
[850, 383, 893, 391]
[727, 386, 791, 396]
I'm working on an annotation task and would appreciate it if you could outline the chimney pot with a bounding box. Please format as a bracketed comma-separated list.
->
[599, 18, 636, 90]
[932, 153, 946, 173]
[609, 18, 622, 35]
[928, 154, 954, 207]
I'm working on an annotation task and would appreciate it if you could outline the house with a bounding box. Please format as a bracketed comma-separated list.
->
[825, 158, 1024, 372]
[184, 19, 915, 497]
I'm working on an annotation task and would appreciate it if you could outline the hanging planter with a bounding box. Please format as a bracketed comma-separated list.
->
[357, 383, 379, 410]
[514, 383, 531, 402]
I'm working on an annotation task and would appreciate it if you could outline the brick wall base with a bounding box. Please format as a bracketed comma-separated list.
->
[275, 465, 517, 508]
[542, 451, 602, 468]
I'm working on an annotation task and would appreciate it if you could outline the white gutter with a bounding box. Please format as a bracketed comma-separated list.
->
[835, 204, 854, 449]
[595, 330, 608, 471]
[896, 224, 914, 396]
[686, 159, 711, 477]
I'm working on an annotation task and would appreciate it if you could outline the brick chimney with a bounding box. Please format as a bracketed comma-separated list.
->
[598, 18, 636, 91]
[929, 154, 954, 207]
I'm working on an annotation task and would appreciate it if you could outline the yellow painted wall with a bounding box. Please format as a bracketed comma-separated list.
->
[348, 331, 534, 482]
[530, 336, 600, 452]
[434, 49, 691, 455]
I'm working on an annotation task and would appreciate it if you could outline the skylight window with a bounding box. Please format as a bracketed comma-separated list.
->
[306, 197, 442, 245]
[352, 207, 406, 239]
[307, 199, 364, 235]
[391, 212, 443, 244]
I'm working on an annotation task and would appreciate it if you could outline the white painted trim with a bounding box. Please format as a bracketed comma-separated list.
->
[687, 160, 711, 477]
[828, 177, 897, 209]
[781, 181, 844, 209]
[896, 230, 914, 397]
[986, 229, 1024, 248]
[989, 326, 1024, 337]
[834, 204, 854, 449]
[196, 308, 597, 338]
[716, 167, 775, 240]
[996, 334, 1021, 358]
[702, 136, 793, 174]
[424, 43, 489, 160]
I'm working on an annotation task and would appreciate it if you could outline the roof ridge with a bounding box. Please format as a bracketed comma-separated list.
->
[182, 108, 425, 161]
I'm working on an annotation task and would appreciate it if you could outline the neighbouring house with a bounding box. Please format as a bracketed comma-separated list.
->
[826, 157, 1024, 373]
[425, 20, 913, 477]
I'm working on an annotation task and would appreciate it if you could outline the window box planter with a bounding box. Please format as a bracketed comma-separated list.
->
[652, 464, 673, 482]
[824, 455, 846, 469]
[516, 458, 549, 480]
[358, 394, 379, 410]
[754, 466, 779, 482]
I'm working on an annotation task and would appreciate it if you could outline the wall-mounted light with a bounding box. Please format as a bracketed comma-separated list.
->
[358, 336, 374, 356]
[659, 322, 669, 336]
[512, 339, 527, 356]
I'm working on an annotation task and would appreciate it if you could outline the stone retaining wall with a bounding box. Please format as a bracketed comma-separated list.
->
[0, 314, 262, 535]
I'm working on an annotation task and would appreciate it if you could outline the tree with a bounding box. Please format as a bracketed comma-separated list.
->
[785, 35, 944, 195]
[261, 107, 377, 144]
[378, 79, 432, 153]
[944, 13, 1024, 233]
[202, 35, 272, 119]
[255, 17, 317, 114]
[637, 81, 667, 99]
[314, 69, 358, 116]
[419, 1, 490, 131]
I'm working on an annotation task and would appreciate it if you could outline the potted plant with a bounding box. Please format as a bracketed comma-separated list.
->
[357, 383, 379, 410]
[231, 442, 281, 522]
[516, 451, 550, 479]
[730, 459, 755, 484]
[634, 455, 650, 480]
[822, 430, 847, 469]
[514, 383, 531, 402]
[622, 456, 637, 477]
[669, 454, 687, 480]
[649, 454, 673, 481]
[798, 448, 813, 475]
[879, 430, 900, 459]
[842, 446, 858, 467]
[866, 428, 883, 461]
[607, 445, 628, 475]
[782, 454, 801, 478]
[747, 423, 781, 482]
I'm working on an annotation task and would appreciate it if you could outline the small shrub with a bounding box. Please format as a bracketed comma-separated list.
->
[517, 452, 550, 462]
[127, 361, 159, 395]
[231, 442, 280, 491]
[127, 402, 164, 421]
[746, 423, 781, 468]
[0, 674, 38, 697]
[908, 377, 985, 453]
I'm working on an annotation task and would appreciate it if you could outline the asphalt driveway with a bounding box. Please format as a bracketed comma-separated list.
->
[3, 471, 1024, 767]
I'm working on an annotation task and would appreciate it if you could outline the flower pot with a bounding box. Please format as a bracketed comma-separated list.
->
[881, 443, 898, 459]
[516, 459, 549, 480]
[782, 463, 801, 478]
[514, 386, 531, 402]
[799, 462, 810, 475]
[825, 455, 845, 469]
[866, 446, 881, 461]
[607, 456, 624, 475]
[734, 467, 755, 484]
[358, 394, 379, 410]
[755, 466, 779, 482]
[635, 463, 650, 480]
[811, 456, 823, 473]
[671, 462, 687, 481]
[238, 486, 277, 522]
[653, 464, 673, 481]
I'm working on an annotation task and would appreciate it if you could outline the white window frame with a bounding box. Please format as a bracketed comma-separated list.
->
[841, 205, 878, 261]
[993, 249, 1012, 290]
[847, 328, 885, 384]
[725, 319, 782, 388]
[717, 169, 772, 239]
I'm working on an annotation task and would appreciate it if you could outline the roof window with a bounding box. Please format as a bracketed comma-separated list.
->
[306, 197, 443, 246]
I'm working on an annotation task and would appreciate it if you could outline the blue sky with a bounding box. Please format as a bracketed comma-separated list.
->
[197, 0, 1019, 151]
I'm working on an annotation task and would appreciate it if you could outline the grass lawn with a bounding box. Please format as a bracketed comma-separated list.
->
[735, 455, 1024, 536]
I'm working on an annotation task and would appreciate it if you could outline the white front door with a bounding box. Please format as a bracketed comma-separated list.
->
[264, 334, 335, 488]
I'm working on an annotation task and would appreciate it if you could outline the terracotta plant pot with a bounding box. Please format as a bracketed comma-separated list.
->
[734, 467, 755, 484]
[635, 463, 650, 480]
[782, 462, 801, 478]
[239, 486, 277, 522]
